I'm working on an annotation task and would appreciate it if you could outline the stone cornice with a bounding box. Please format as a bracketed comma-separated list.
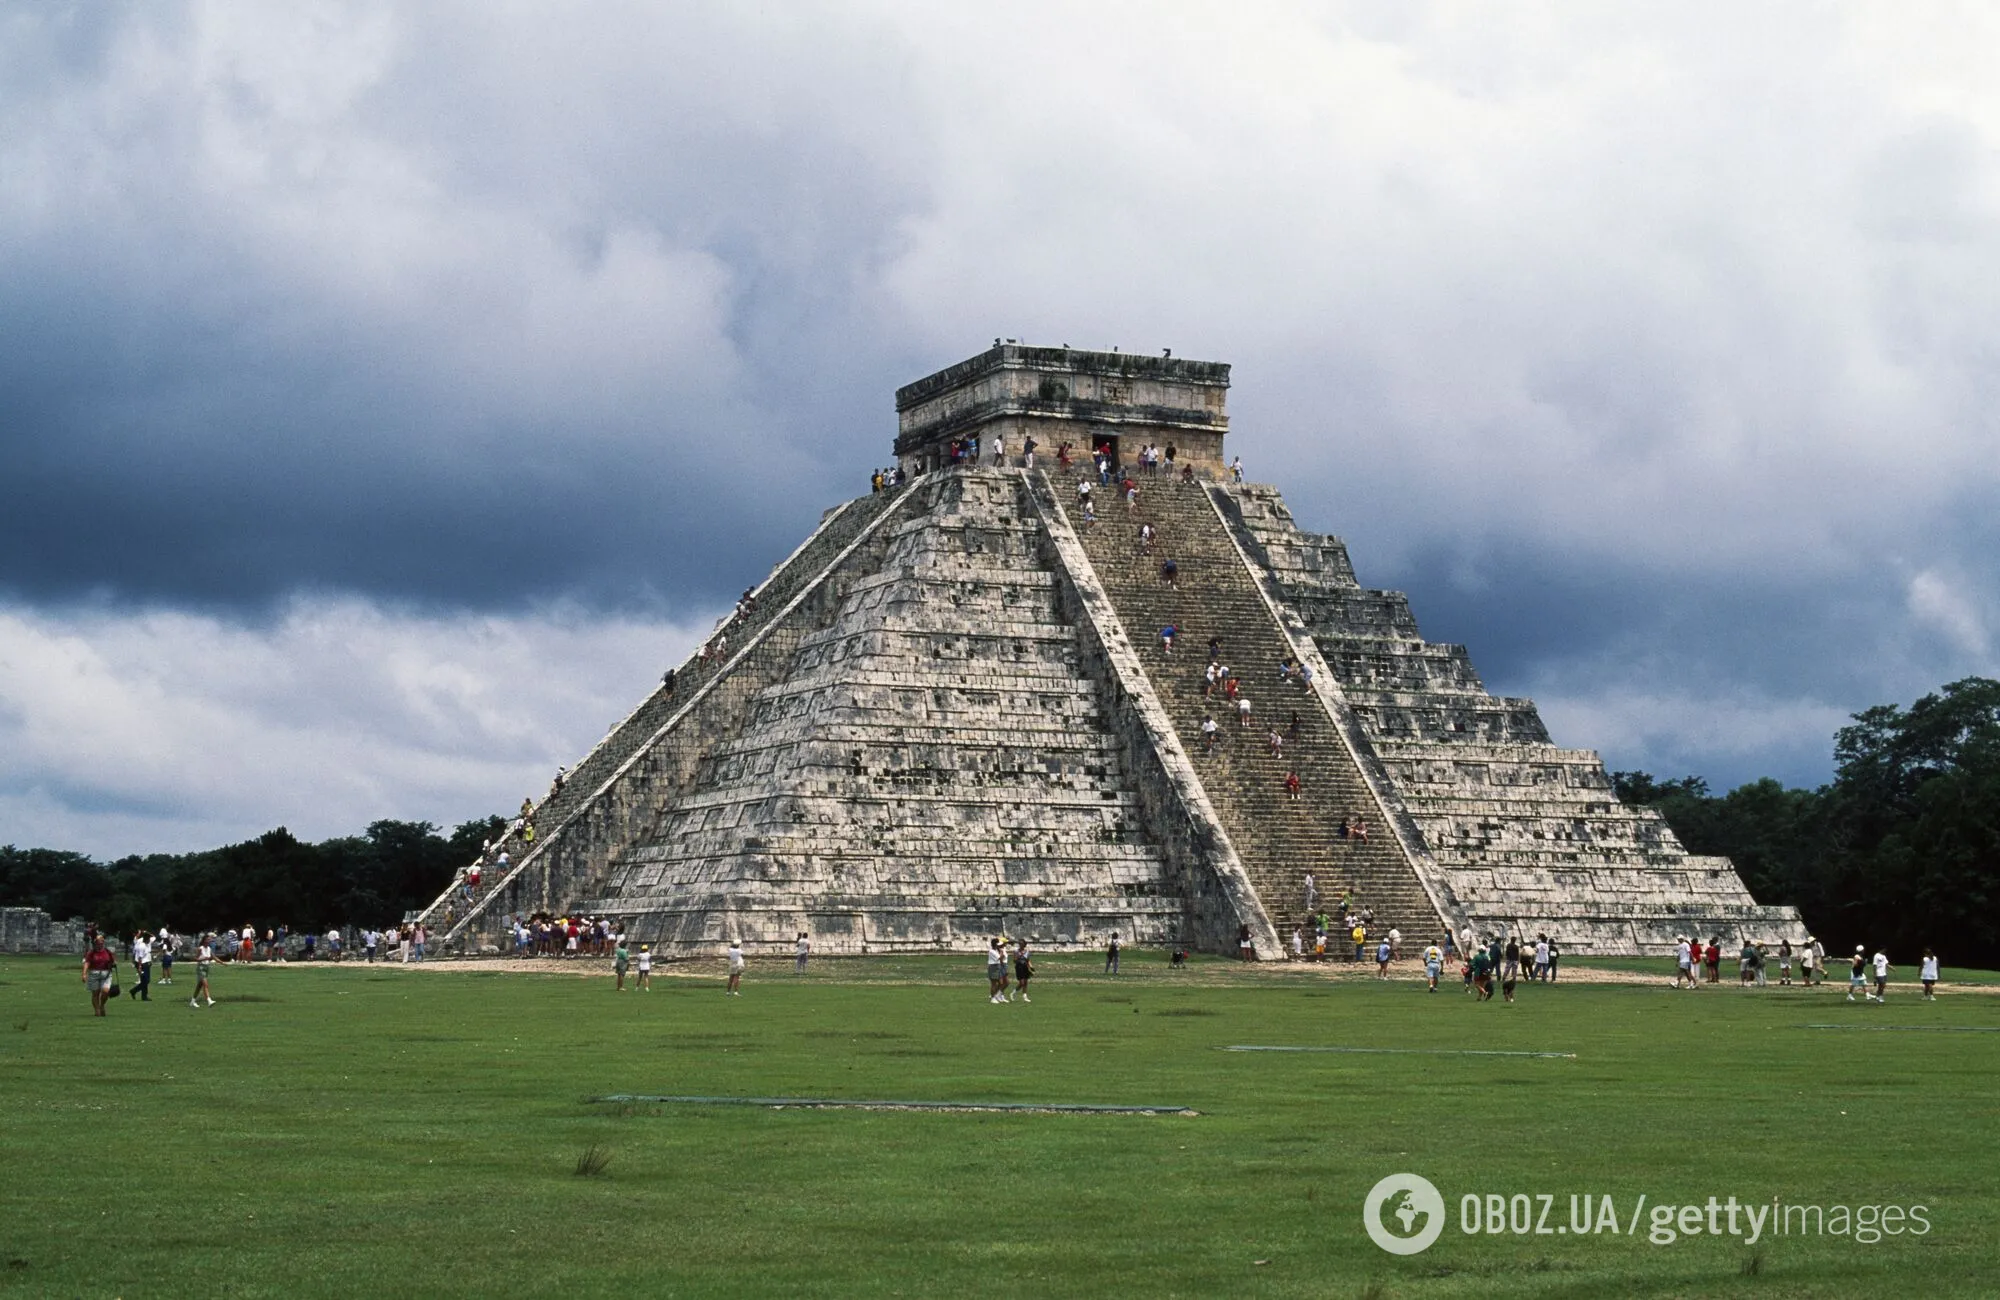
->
[895, 344, 1230, 411]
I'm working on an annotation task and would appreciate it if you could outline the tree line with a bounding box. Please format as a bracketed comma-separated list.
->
[1616, 676, 2000, 966]
[0, 816, 505, 939]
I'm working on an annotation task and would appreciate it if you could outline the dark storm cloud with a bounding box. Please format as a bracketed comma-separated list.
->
[0, 2, 933, 612]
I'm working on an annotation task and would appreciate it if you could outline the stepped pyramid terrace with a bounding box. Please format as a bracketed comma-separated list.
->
[418, 344, 1800, 958]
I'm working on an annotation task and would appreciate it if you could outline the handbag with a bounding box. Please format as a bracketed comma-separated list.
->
[107, 978, 122, 998]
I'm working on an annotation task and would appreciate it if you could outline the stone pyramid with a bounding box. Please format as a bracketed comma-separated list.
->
[421, 344, 1799, 957]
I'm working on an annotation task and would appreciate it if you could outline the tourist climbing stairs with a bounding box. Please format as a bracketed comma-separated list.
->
[413, 483, 914, 951]
[1050, 471, 1444, 947]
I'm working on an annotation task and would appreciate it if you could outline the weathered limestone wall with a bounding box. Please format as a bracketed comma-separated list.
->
[1216, 482, 1802, 953]
[582, 471, 1197, 955]
[895, 345, 1231, 476]
[0, 908, 87, 954]
[429, 487, 914, 948]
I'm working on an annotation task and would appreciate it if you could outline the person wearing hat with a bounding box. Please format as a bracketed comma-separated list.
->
[725, 939, 744, 995]
[1674, 936, 1696, 989]
[1847, 946, 1869, 1002]
[613, 936, 630, 991]
[635, 944, 653, 991]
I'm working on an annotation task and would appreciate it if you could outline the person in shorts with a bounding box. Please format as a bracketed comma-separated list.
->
[82, 935, 118, 1016]
[1871, 950, 1892, 1001]
[613, 938, 630, 991]
[635, 944, 653, 991]
[1778, 938, 1793, 986]
[1848, 946, 1869, 1002]
[726, 939, 744, 995]
[1375, 938, 1392, 979]
[190, 935, 216, 1007]
[1423, 942, 1444, 992]
[1920, 949, 1939, 1000]
[157, 928, 176, 985]
[1013, 940, 1033, 1003]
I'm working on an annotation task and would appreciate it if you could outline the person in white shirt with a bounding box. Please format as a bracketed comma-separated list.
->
[795, 932, 811, 974]
[1675, 938, 1696, 989]
[987, 939, 1007, 1002]
[1291, 927, 1304, 959]
[726, 940, 745, 995]
[1423, 942, 1444, 992]
[1388, 927, 1403, 961]
[636, 944, 653, 990]
[156, 928, 176, 985]
[190, 936, 216, 1007]
[1532, 935, 1550, 981]
[1920, 949, 1940, 1000]
[1871, 951, 1892, 1001]
[130, 933, 154, 1002]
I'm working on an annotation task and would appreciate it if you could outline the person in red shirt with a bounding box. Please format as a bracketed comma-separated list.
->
[81, 935, 118, 1016]
[1704, 940, 1722, 983]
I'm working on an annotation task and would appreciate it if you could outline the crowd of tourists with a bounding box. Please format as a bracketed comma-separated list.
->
[1670, 934, 1942, 1001]
[74, 916, 441, 1014]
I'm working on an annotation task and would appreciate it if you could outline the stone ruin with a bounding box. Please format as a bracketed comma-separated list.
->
[420, 344, 1800, 958]
[0, 907, 89, 954]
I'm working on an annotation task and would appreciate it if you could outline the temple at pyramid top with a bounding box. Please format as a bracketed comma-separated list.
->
[894, 343, 1231, 475]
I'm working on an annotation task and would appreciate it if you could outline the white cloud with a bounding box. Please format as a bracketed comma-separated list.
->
[0, 597, 711, 858]
[1531, 678, 1851, 791]
[1906, 567, 1991, 660]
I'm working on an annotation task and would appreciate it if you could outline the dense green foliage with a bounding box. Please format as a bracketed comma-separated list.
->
[0, 816, 503, 936]
[2, 953, 1994, 1297]
[1616, 676, 2000, 963]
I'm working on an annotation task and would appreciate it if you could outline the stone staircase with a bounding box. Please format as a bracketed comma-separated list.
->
[1049, 472, 1446, 945]
[414, 484, 913, 950]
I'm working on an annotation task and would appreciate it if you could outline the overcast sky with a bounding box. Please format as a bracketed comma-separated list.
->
[5, 2, 1998, 858]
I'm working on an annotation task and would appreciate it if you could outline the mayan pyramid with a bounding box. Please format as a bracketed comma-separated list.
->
[419, 344, 1800, 957]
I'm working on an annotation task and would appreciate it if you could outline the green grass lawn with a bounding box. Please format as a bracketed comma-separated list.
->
[3, 951, 1996, 1298]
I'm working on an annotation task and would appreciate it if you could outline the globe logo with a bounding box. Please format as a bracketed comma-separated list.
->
[1362, 1173, 1446, 1255]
